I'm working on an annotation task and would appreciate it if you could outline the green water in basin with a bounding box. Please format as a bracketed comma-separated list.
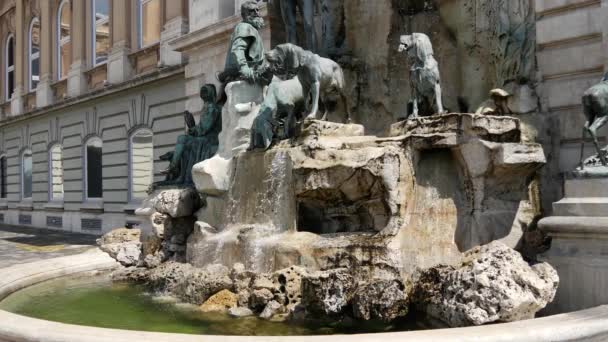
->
[0, 273, 422, 336]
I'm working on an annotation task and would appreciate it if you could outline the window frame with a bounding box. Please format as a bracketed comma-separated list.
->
[83, 137, 103, 200]
[28, 17, 41, 92]
[137, 0, 161, 49]
[57, 0, 71, 80]
[48, 144, 64, 201]
[0, 154, 7, 199]
[21, 149, 33, 200]
[128, 128, 154, 202]
[4, 34, 15, 101]
[91, 0, 110, 66]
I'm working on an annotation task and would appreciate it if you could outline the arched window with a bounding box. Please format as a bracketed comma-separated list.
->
[85, 137, 102, 199]
[129, 130, 153, 201]
[92, 0, 110, 65]
[22, 150, 33, 199]
[4, 34, 14, 101]
[28, 18, 40, 91]
[57, 0, 71, 80]
[0, 155, 6, 199]
[138, 0, 161, 48]
[49, 145, 64, 200]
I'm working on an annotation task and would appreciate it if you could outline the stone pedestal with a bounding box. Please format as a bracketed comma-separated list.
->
[160, 16, 188, 67]
[107, 45, 133, 85]
[539, 176, 608, 314]
[10, 87, 24, 116]
[192, 81, 264, 197]
[67, 60, 88, 97]
[35, 76, 54, 108]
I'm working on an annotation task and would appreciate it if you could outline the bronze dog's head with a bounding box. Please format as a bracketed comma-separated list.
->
[399, 33, 434, 63]
[265, 43, 303, 80]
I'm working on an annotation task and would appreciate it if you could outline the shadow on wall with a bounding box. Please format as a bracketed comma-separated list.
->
[414, 149, 520, 253]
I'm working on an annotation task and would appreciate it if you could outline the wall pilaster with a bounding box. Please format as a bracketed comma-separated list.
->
[160, 0, 188, 67]
[107, 0, 133, 84]
[67, 0, 88, 97]
[10, 0, 24, 116]
[36, 0, 54, 107]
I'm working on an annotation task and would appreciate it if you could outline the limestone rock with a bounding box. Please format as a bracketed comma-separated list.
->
[153, 188, 203, 218]
[97, 228, 141, 245]
[231, 263, 255, 293]
[147, 261, 196, 295]
[97, 228, 142, 267]
[252, 274, 278, 292]
[111, 266, 149, 283]
[273, 266, 307, 311]
[162, 216, 196, 262]
[299, 120, 365, 139]
[143, 253, 163, 268]
[229, 307, 254, 317]
[301, 268, 356, 316]
[177, 264, 233, 305]
[192, 156, 232, 196]
[250, 288, 274, 312]
[150, 212, 167, 238]
[199, 289, 238, 313]
[260, 300, 283, 320]
[142, 234, 162, 256]
[351, 279, 409, 322]
[195, 196, 226, 230]
[237, 289, 251, 307]
[414, 241, 559, 327]
[115, 243, 142, 267]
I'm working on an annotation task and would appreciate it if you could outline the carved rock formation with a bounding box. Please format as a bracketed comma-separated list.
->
[413, 241, 559, 327]
[97, 228, 142, 267]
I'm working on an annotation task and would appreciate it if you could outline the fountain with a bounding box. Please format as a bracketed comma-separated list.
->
[2, 1, 608, 340]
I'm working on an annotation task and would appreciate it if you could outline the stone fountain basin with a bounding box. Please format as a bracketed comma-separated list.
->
[0, 251, 607, 342]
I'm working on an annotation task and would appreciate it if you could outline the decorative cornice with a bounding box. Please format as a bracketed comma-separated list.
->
[538, 33, 602, 51]
[536, 0, 601, 19]
[542, 66, 604, 81]
[0, 66, 185, 128]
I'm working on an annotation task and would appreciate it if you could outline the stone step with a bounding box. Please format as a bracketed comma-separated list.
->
[539, 216, 608, 236]
[553, 197, 608, 217]
[564, 178, 608, 198]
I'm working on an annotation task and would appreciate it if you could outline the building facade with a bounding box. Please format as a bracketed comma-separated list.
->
[0, 0, 194, 233]
[0, 0, 606, 235]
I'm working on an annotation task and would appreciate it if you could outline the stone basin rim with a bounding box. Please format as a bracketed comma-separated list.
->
[0, 251, 607, 342]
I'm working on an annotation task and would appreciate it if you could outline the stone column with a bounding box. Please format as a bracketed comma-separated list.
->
[36, 0, 54, 107]
[10, 0, 24, 116]
[160, 0, 188, 66]
[107, 0, 133, 84]
[67, 0, 88, 97]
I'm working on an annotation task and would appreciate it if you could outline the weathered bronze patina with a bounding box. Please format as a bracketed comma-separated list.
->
[156, 84, 222, 187]
[219, 0, 271, 86]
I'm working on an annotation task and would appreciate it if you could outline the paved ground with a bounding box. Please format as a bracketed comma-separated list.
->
[0, 225, 98, 268]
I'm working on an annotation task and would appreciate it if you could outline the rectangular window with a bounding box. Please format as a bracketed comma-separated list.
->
[30, 20, 40, 90]
[130, 131, 153, 200]
[139, 0, 161, 48]
[86, 141, 103, 198]
[50, 146, 64, 200]
[93, 0, 110, 65]
[59, 2, 72, 79]
[22, 152, 32, 199]
[0, 157, 6, 199]
[6, 36, 15, 100]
